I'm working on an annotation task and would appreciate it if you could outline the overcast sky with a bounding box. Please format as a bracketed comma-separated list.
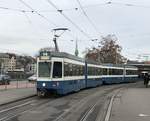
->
[0, 0, 150, 61]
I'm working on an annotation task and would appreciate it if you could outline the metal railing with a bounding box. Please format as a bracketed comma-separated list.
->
[0, 79, 36, 91]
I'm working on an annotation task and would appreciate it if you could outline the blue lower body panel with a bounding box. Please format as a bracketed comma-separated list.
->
[37, 79, 86, 95]
[124, 77, 139, 83]
[102, 77, 124, 84]
[86, 78, 103, 88]
[37, 76, 140, 95]
[102, 76, 139, 84]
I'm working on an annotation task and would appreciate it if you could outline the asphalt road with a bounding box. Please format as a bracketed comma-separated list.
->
[0, 82, 139, 121]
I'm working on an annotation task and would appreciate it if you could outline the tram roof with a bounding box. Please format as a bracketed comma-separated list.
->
[40, 51, 85, 62]
[40, 51, 137, 68]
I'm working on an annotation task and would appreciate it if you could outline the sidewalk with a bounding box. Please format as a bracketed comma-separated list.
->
[110, 84, 150, 121]
[0, 87, 36, 106]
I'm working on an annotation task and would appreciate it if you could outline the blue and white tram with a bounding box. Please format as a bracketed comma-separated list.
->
[37, 51, 139, 96]
[37, 51, 86, 95]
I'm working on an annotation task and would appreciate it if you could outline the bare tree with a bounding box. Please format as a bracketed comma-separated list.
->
[85, 34, 126, 64]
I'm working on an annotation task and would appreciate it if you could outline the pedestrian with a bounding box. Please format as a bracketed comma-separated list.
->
[144, 73, 149, 88]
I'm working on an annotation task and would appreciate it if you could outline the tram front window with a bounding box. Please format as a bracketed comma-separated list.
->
[53, 62, 62, 78]
[38, 62, 51, 77]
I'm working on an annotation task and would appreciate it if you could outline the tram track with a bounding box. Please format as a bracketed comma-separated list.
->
[53, 84, 127, 121]
[0, 96, 55, 121]
[78, 88, 122, 121]
[0, 82, 139, 121]
[0, 96, 37, 111]
[77, 83, 138, 121]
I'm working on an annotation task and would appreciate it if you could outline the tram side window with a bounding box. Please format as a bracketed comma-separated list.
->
[91, 67, 95, 75]
[91, 67, 94, 75]
[109, 69, 113, 75]
[126, 70, 137, 75]
[111, 69, 123, 75]
[72, 64, 77, 76]
[79, 65, 83, 75]
[95, 67, 97, 75]
[64, 63, 73, 76]
[53, 62, 62, 78]
[88, 67, 91, 75]
[100, 68, 103, 75]
[113, 69, 116, 75]
[108, 69, 123, 75]
[89, 67, 91, 75]
[96, 67, 99, 75]
[118, 69, 123, 75]
[69, 63, 73, 76]
[95, 67, 98, 75]
[96, 67, 103, 75]
[126, 70, 132, 75]
[103, 68, 107, 75]
[82, 66, 85, 75]
[88, 67, 98, 76]
[78, 65, 82, 76]
[77, 65, 80, 76]
[64, 63, 84, 76]
[88, 67, 102, 76]
[64, 63, 69, 76]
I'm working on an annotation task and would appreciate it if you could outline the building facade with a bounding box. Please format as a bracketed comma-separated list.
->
[8, 55, 16, 71]
[0, 53, 9, 74]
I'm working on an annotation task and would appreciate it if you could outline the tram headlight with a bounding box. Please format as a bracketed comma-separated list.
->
[42, 83, 46, 87]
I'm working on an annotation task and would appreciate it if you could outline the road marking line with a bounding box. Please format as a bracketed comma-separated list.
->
[139, 114, 150, 117]
[0, 100, 34, 113]
[104, 90, 122, 121]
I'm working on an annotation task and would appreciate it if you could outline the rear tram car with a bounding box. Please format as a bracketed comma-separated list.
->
[37, 51, 139, 96]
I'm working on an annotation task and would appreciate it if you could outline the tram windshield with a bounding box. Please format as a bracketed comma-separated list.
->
[38, 62, 51, 78]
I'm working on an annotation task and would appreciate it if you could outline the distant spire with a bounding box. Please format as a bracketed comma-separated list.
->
[75, 39, 79, 56]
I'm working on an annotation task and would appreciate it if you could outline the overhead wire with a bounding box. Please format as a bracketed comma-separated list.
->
[2, 0, 150, 56]
[0, 3, 78, 44]
[18, 0, 58, 27]
[0, 6, 31, 12]
[22, 12, 49, 41]
[0, 5, 80, 41]
[46, 0, 92, 40]
[0, 0, 101, 54]
[76, 0, 100, 35]
[0, 6, 74, 13]
[18, 0, 76, 48]
[23, 12, 32, 24]
[0, 3, 105, 13]
[18, 0, 79, 41]
[106, 1, 150, 9]
[1, 1, 150, 14]
[0, 2, 59, 48]
[2, 0, 149, 43]
[0, 7, 77, 41]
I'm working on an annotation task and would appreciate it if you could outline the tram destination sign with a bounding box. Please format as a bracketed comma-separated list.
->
[40, 56, 50, 60]
[40, 51, 51, 60]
